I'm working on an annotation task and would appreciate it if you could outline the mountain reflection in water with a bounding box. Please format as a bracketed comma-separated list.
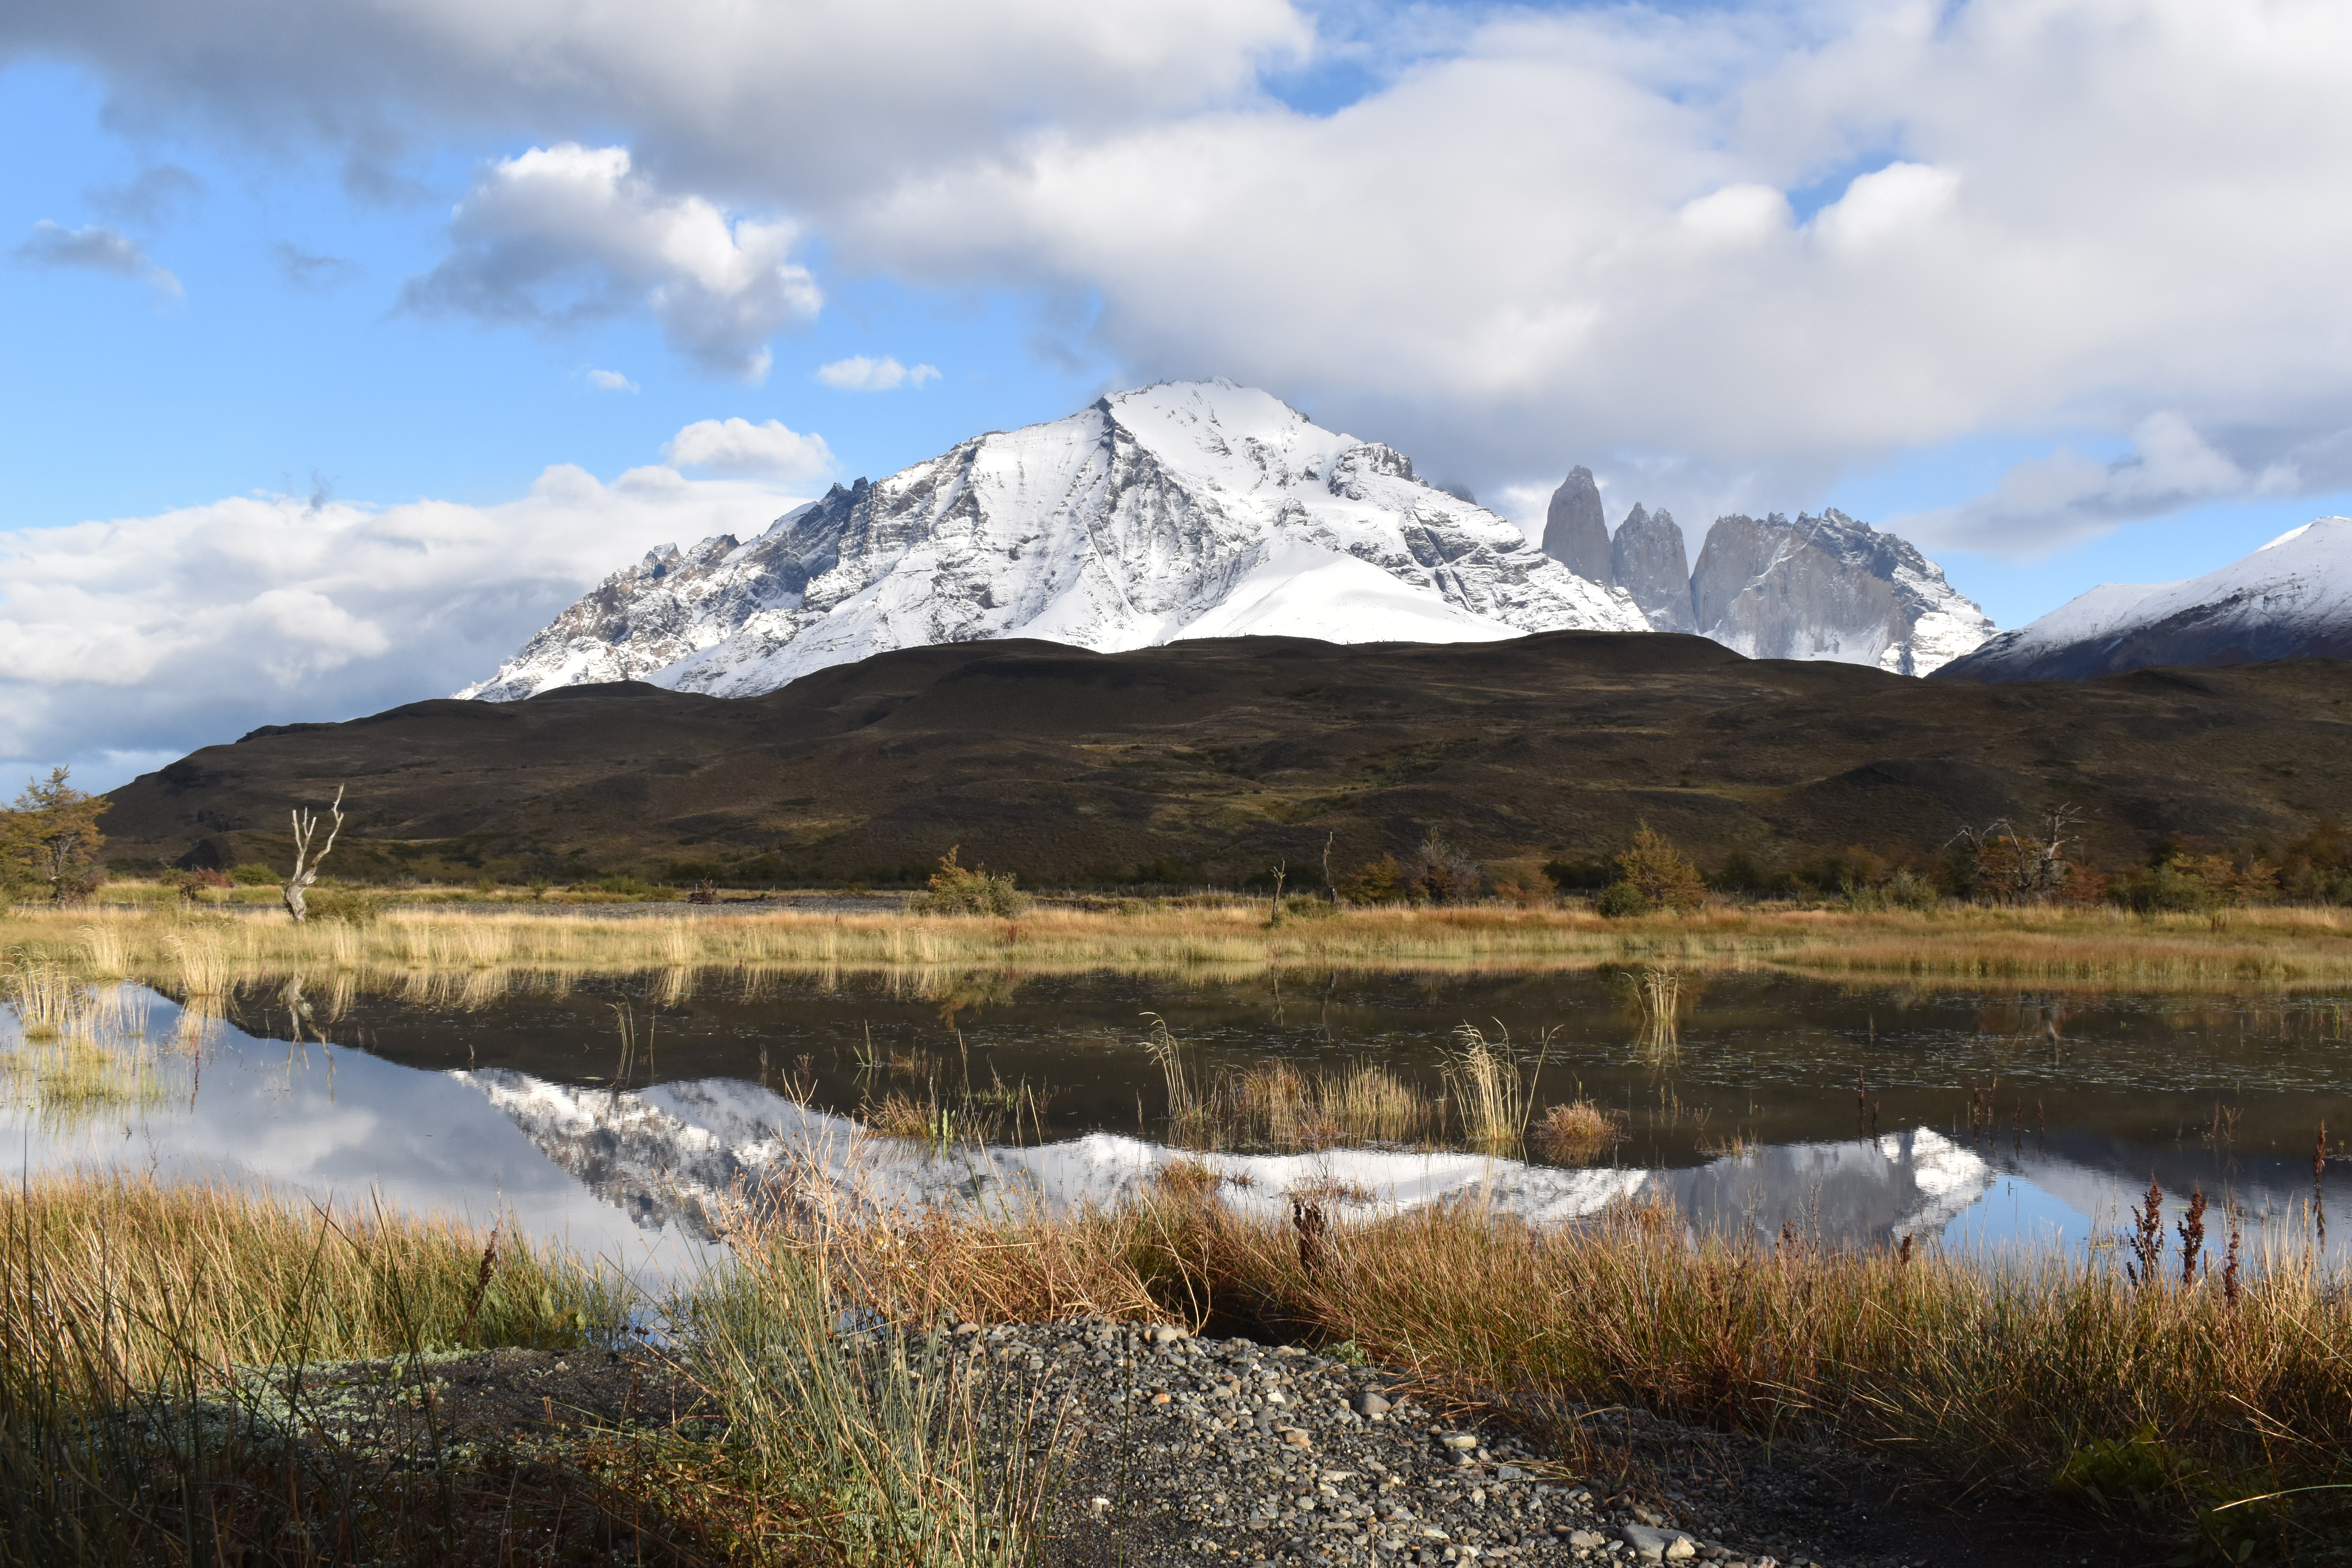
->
[4, 985, 2345, 1278]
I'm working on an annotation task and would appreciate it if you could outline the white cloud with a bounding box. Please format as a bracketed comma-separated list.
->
[815, 355, 939, 392]
[17, 0, 2352, 548]
[661, 417, 833, 479]
[1899, 412, 2301, 558]
[585, 367, 639, 393]
[400, 144, 820, 380]
[0, 463, 818, 790]
[13, 220, 182, 297]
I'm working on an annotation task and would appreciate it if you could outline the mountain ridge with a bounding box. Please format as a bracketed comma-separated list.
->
[462, 381, 1643, 702]
[1935, 516, 2352, 682]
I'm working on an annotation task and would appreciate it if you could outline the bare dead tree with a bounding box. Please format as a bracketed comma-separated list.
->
[283, 785, 346, 924]
[1950, 804, 2083, 902]
[1322, 831, 1339, 906]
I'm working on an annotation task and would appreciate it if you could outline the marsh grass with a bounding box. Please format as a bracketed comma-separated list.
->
[686, 1197, 1064, 1568]
[1439, 1022, 1546, 1151]
[805, 1182, 2352, 1559]
[0, 1173, 643, 1565]
[13, 901, 2352, 991]
[1533, 1099, 1624, 1160]
[1142, 1016, 1434, 1151]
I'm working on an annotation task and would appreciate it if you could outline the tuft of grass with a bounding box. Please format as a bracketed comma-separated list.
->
[1534, 1099, 1623, 1160]
[685, 1198, 1063, 1568]
[1439, 1022, 1545, 1151]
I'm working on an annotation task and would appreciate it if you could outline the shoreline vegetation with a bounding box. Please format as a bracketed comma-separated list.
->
[4, 897, 2352, 992]
[3, 1170, 2345, 1565]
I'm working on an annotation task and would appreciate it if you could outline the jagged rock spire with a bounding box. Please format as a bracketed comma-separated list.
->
[1541, 466, 1612, 587]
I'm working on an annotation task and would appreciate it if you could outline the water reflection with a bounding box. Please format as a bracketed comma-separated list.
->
[3, 974, 2347, 1278]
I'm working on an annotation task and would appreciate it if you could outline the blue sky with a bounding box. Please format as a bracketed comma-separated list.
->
[6, 0, 2352, 790]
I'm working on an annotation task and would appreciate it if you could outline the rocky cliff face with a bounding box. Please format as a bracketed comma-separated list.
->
[462, 382, 1646, 701]
[1608, 503, 1696, 633]
[1934, 516, 2352, 682]
[1539, 465, 1612, 585]
[1689, 510, 1993, 676]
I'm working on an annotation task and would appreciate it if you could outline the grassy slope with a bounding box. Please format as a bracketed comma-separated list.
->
[93, 633, 2352, 886]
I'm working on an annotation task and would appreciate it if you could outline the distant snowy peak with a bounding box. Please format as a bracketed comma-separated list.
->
[1935, 515, 2352, 682]
[461, 380, 1647, 703]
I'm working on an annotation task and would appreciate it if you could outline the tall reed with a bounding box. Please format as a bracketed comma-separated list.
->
[686, 1192, 1065, 1568]
[1440, 1022, 1544, 1150]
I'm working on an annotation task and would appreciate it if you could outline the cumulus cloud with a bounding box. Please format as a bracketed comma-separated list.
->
[400, 144, 821, 380]
[13, 220, 181, 297]
[15, 0, 2352, 547]
[815, 355, 939, 392]
[0, 0, 1308, 205]
[585, 367, 639, 393]
[0, 464, 818, 789]
[661, 417, 833, 480]
[1898, 414, 2300, 558]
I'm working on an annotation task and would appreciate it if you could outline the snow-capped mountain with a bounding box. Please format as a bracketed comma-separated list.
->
[1934, 516, 2352, 682]
[1537, 468, 1991, 675]
[1689, 510, 1995, 676]
[460, 381, 1644, 702]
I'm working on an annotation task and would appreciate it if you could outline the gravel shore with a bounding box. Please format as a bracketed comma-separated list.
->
[981, 1319, 2135, 1568]
[230, 1322, 2140, 1567]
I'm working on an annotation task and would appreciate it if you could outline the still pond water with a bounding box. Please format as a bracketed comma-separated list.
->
[7, 969, 2349, 1278]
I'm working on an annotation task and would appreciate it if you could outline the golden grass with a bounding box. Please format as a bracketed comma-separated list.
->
[0, 1172, 624, 1390]
[1534, 1098, 1623, 1159]
[784, 1181, 2351, 1554]
[15, 899, 2348, 991]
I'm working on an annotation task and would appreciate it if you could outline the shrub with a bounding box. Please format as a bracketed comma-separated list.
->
[1486, 857, 1556, 908]
[1409, 829, 1482, 905]
[301, 887, 376, 926]
[1593, 880, 1651, 918]
[227, 862, 279, 886]
[1615, 822, 1706, 912]
[910, 846, 1029, 916]
[1335, 852, 1406, 904]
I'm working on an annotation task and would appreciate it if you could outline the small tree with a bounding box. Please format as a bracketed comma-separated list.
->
[282, 786, 346, 924]
[910, 845, 1029, 916]
[1608, 822, 1705, 913]
[5, 767, 109, 901]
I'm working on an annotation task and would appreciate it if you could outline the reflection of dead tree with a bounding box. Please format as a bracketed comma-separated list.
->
[1951, 806, 2082, 902]
[282, 785, 345, 924]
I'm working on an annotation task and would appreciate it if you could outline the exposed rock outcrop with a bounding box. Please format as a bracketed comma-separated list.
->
[1689, 510, 1993, 676]
[1541, 465, 1613, 586]
[1608, 503, 1695, 633]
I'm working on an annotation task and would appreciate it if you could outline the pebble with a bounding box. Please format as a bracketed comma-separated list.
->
[1620, 1524, 1700, 1562]
[894, 1316, 1818, 1568]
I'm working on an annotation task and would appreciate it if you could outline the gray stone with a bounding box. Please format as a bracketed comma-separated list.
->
[1437, 1433, 1479, 1451]
[1541, 467, 1612, 587]
[1569, 1531, 1607, 1550]
[1351, 1390, 1393, 1417]
[1688, 509, 1989, 676]
[1619, 1525, 1698, 1562]
[1149, 1324, 1188, 1344]
[1608, 504, 1695, 633]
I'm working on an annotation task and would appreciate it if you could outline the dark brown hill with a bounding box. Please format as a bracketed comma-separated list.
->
[101, 633, 2352, 887]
